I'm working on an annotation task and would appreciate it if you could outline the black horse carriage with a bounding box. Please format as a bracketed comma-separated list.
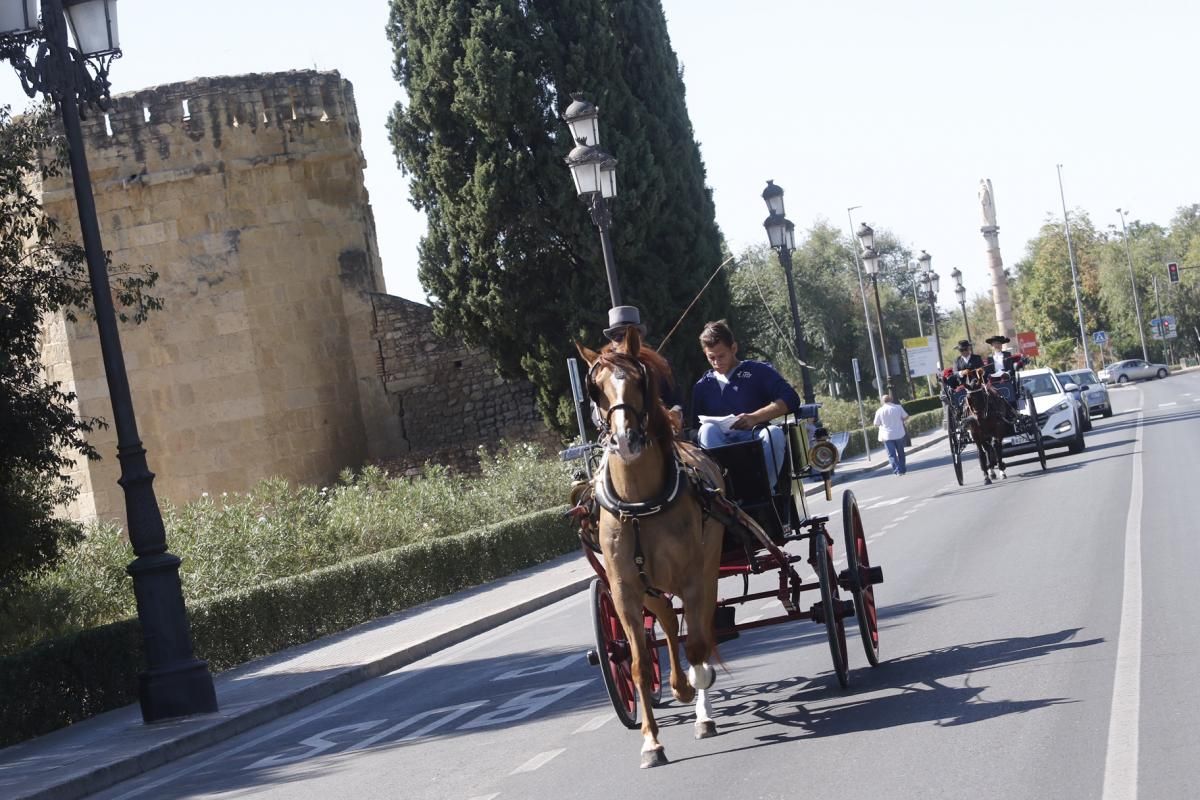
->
[565, 355, 884, 730]
[941, 366, 1046, 486]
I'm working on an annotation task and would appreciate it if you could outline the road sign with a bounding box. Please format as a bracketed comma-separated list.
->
[1168, 262, 1179, 283]
[1093, 330, 1108, 345]
[851, 357, 861, 382]
[903, 336, 939, 376]
[1016, 330, 1039, 357]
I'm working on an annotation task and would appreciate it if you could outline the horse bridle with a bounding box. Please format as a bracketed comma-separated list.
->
[586, 355, 651, 450]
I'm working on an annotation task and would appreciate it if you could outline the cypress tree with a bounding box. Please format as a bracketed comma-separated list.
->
[387, 0, 727, 432]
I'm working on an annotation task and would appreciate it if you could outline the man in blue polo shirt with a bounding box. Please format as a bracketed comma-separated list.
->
[692, 319, 801, 483]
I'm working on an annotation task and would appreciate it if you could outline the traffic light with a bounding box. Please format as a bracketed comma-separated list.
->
[1163, 318, 1172, 335]
[1168, 262, 1179, 283]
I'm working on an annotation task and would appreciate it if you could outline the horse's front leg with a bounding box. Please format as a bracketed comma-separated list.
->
[679, 578, 719, 740]
[642, 593, 692, 705]
[611, 582, 667, 768]
[994, 437, 1008, 479]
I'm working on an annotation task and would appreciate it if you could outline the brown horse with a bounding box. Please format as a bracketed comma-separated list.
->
[961, 368, 1012, 484]
[578, 328, 725, 768]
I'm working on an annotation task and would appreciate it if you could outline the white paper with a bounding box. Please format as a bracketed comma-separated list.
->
[698, 414, 738, 432]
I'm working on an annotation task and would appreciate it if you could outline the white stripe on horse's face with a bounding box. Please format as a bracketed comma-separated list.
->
[609, 369, 642, 463]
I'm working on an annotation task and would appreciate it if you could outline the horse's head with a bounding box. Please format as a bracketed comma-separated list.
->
[964, 368, 1004, 419]
[577, 330, 668, 462]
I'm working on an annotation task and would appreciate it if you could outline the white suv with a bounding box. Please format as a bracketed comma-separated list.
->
[1004, 368, 1086, 455]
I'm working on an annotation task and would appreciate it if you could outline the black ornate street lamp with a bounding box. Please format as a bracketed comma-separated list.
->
[918, 251, 943, 370]
[761, 180, 816, 406]
[856, 222, 899, 398]
[1, 0, 217, 722]
[950, 266, 971, 344]
[563, 94, 622, 307]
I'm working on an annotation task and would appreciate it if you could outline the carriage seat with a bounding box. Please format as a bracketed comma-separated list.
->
[702, 438, 792, 546]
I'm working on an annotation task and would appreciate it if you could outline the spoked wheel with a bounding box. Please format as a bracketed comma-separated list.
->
[812, 531, 849, 688]
[645, 615, 666, 708]
[589, 578, 638, 729]
[841, 490, 881, 666]
[951, 431, 964, 486]
[1022, 389, 1048, 471]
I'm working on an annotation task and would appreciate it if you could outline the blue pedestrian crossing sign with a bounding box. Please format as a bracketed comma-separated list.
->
[1092, 330, 1108, 345]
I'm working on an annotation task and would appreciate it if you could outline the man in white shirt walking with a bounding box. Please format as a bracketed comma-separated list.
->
[872, 395, 910, 476]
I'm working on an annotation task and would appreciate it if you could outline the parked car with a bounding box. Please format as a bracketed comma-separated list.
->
[1004, 368, 1086, 455]
[1059, 368, 1112, 418]
[1098, 359, 1170, 384]
[1056, 373, 1093, 431]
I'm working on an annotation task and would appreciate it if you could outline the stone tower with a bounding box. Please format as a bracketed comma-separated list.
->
[979, 178, 1015, 340]
[40, 71, 404, 525]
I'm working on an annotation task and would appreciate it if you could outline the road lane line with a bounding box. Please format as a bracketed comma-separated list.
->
[109, 598, 577, 799]
[467, 794, 500, 800]
[1158, 402, 1177, 408]
[1102, 404, 1144, 800]
[511, 748, 565, 774]
[573, 713, 612, 734]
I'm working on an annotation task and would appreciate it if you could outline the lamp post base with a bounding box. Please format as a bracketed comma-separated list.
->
[139, 660, 219, 724]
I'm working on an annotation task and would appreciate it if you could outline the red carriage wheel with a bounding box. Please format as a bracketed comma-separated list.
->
[589, 578, 638, 728]
[590, 579, 665, 726]
[812, 531, 849, 688]
[841, 490, 881, 666]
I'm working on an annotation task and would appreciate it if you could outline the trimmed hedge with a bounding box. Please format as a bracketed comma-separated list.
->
[0, 506, 574, 747]
[839, 408, 944, 461]
[901, 396, 943, 415]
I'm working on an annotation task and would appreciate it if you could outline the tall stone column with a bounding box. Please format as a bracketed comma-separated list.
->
[979, 178, 1015, 340]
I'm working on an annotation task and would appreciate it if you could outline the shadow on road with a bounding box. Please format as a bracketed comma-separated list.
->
[665, 626, 1100, 763]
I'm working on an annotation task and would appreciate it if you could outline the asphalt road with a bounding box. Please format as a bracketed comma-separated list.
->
[88, 371, 1200, 800]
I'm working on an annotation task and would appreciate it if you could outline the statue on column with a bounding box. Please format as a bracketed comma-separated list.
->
[979, 179, 997, 228]
[979, 178, 1014, 340]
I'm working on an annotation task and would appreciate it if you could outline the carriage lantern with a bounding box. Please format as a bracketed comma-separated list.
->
[1, 0, 217, 723]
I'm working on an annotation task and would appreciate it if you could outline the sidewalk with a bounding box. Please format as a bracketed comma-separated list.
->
[0, 426, 947, 800]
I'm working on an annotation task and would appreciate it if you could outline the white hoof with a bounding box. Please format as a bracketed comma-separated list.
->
[688, 663, 715, 691]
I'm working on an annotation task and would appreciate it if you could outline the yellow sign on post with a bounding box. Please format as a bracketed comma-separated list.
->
[904, 336, 939, 376]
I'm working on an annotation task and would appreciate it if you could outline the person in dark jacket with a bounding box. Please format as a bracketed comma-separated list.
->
[692, 319, 801, 483]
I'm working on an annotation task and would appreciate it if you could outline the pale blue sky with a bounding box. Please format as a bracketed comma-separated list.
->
[3, 0, 1197, 318]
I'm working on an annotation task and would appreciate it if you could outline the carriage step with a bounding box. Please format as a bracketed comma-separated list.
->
[837, 565, 884, 587]
[713, 605, 739, 643]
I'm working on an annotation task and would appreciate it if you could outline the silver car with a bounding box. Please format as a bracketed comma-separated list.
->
[1060, 368, 1112, 418]
[1098, 359, 1170, 384]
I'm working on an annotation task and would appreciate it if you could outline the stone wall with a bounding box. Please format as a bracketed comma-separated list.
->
[370, 295, 558, 475]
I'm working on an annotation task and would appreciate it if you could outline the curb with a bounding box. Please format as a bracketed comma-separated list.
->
[18, 575, 595, 800]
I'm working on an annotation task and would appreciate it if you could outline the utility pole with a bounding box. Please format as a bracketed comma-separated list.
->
[1116, 209, 1149, 361]
[1057, 165, 1093, 371]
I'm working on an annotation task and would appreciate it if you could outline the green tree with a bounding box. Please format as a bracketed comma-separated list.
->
[1, 105, 160, 596]
[1013, 212, 1105, 366]
[387, 0, 727, 432]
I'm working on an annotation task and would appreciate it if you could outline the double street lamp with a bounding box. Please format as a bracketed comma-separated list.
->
[563, 94, 622, 307]
[950, 267, 971, 343]
[917, 251, 943, 371]
[761, 180, 815, 406]
[857, 222, 899, 398]
[2, 0, 217, 722]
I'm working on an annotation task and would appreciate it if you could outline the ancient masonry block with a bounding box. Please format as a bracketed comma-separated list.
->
[39, 70, 550, 527]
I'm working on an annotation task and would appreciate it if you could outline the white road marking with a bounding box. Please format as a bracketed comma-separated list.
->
[1182, 392, 1193, 396]
[880, 523, 896, 531]
[467, 794, 500, 800]
[573, 713, 613, 734]
[741, 614, 764, 624]
[109, 599, 577, 799]
[863, 497, 909, 510]
[1158, 402, 1177, 408]
[1128, 407, 1142, 412]
[1102, 403, 1144, 800]
[511, 748, 566, 774]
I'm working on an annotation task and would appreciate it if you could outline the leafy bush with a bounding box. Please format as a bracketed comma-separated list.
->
[0, 507, 576, 746]
[0, 442, 571, 656]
